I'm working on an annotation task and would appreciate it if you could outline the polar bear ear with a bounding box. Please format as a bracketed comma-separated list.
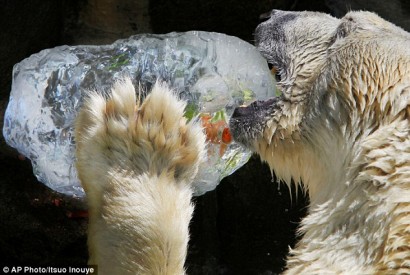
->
[334, 15, 357, 40]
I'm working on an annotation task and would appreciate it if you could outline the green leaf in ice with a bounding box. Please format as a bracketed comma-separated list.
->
[108, 53, 130, 70]
[184, 103, 199, 121]
[242, 89, 254, 101]
[210, 110, 226, 123]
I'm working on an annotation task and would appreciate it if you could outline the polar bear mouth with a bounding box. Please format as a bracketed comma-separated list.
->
[229, 85, 279, 146]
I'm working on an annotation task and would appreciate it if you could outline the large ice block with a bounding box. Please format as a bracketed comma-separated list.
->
[3, 31, 275, 197]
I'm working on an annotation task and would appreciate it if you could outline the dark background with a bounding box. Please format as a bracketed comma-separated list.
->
[1, 1, 409, 274]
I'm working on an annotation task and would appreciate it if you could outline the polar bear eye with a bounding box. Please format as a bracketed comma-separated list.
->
[269, 64, 282, 82]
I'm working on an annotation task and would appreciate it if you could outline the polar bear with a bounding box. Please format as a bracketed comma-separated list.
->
[230, 10, 410, 274]
[75, 10, 409, 275]
[75, 79, 206, 274]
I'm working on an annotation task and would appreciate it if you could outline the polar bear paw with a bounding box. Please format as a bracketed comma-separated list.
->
[75, 79, 206, 190]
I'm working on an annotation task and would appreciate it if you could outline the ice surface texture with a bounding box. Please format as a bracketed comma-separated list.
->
[3, 31, 275, 197]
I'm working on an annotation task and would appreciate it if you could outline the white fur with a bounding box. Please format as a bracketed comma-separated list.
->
[252, 11, 410, 274]
[75, 10, 410, 274]
[75, 79, 206, 274]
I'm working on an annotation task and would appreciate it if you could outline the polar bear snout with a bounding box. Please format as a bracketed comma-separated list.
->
[229, 97, 278, 148]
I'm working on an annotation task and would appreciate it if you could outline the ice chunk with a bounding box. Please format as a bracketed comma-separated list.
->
[3, 31, 275, 197]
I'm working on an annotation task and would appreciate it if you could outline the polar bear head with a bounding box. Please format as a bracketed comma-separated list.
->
[229, 10, 410, 202]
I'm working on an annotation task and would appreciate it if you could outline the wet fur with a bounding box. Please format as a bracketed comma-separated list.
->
[75, 79, 206, 274]
[74, 10, 410, 274]
[230, 10, 410, 274]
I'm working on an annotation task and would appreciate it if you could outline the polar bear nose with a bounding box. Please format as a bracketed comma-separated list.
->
[231, 98, 277, 118]
[232, 105, 253, 118]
